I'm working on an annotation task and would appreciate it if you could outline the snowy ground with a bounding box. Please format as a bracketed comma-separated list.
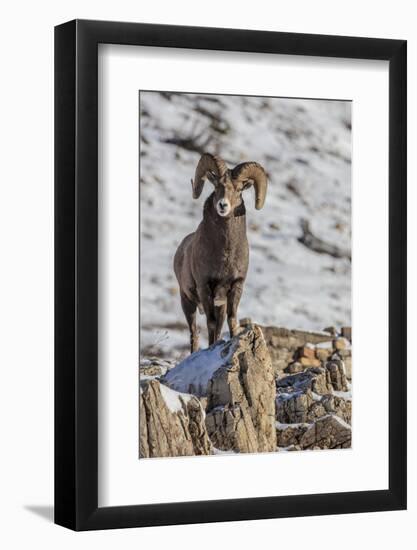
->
[139, 91, 351, 360]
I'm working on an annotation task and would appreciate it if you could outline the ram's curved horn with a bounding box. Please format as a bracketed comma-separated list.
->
[232, 162, 268, 210]
[191, 153, 228, 199]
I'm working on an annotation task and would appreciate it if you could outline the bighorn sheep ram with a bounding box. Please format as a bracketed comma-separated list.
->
[174, 153, 268, 354]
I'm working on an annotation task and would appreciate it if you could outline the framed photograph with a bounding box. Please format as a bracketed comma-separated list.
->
[55, 19, 407, 530]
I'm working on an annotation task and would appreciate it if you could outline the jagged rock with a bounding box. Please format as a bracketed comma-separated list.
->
[261, 326, 333, 349]
[315, 348, 331, 362]
[299, 356, 321, 368]
[271, 347, 293, 376]
[320, 394, 351, 423]
[277, 360, 348, 396]
[199, 396, 208, 411]
[334, 337, 349, 351]
[341, 326, 352, 341]
[344, 356, 352, 380]
[337, 349, 351, 359]
[277, 414, 351, 450]
[274, 359, 292, 374]
[139, 379, 212, 458]
[276, 422, 309, 447]
[139, 357, 176, 380]
[260, 325, 333, 375]
[205, 326, 276, 453]
[276, 385, 351, 426]
[205, 405, 259, 453]
[284, 361, 304, 374]
[142, 323, 352, 457]
[276, 390, 314, 424]
[297, 345, 316, 360]
[276, 359, 351, 424]
[139, 387, 150, 457]
[140, 364, 164, 378]
[307, 400, 328, 421]
[277, 367, 333, 397]
[325, 359, 348, 391]
[299, 414, 351, 449]
[334, 349, 351, 379]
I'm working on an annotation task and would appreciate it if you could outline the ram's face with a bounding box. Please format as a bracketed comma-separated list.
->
[211, 173, 245, 218]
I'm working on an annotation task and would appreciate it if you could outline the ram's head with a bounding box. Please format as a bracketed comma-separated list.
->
[191, 153, 268, 217]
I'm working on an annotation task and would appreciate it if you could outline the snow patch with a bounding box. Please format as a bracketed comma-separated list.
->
[275, 421, 311, 430]
[333, 385, 352, 400]
[212, 447, 238, 456]
[158, 382, 192, 413]
[317, 413, 351, 430]
[163, 339, 237, 396]
[316, 341, 334, 350]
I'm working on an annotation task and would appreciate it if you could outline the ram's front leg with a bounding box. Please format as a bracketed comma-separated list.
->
[198, 284, 216, 346]
[227, 279, 244, 338]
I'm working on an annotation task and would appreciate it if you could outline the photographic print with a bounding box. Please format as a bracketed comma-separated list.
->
[139, 91, 352, 459]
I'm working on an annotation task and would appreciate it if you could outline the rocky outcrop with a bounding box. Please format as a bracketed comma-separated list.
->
[140, 323, 352, 458]
[276, 389, 351, 426]
[337, 349, 352, 379]
[276, 390, 316, 424]
[276, 423, 310, 447]
[277, 366, 331, 396]
[205, 326, 276, 453]
[140, 379, 212, 458]
[250, 321, 352, 379]
[274, 330, 352, 451]
[325, 359, 349, 391]
[139, 357, 175, 380]
[258, 324, 335, 349]
[260, 324, 332, 376]
[320, 394, 352, 423]
[277, 414, 351, 450]
[139, 386, 150, 457]
[276, 352, 351, 446]
[300, 414, 351, 449]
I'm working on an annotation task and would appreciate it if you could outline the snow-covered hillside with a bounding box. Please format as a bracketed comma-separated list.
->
[139, 92, 351, 359]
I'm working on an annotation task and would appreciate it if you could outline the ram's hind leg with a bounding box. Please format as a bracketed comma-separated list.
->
[180, 293, 199, 354]
[214, 304, 227, 343]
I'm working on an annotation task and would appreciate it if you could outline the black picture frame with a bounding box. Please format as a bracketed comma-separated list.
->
[55, 19, 407, 531]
